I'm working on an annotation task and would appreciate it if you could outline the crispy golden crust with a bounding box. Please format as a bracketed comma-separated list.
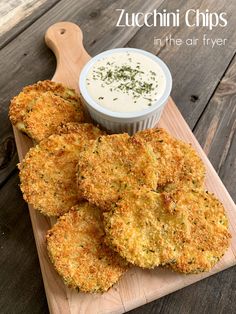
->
[46, 202, 128, 292]
[134, 128, 205, 189]
[19, 123, 104, 216]
[22, 80, 80, 104]
[9, 80, 85, 142]
[104, 188, 231, 272]
[164, 139, 205, 191]
[55, 122, 105, 136]
[77, 134, 158, 210]
[134, 128, 183, 185]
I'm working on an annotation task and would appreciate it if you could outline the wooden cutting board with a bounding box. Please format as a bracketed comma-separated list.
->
[12, 22, 236, 314]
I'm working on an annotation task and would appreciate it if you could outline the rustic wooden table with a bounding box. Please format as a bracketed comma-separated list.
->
[0, 1, 235, 313]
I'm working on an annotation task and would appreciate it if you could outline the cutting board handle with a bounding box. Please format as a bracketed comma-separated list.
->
[45, 22, 90, 91]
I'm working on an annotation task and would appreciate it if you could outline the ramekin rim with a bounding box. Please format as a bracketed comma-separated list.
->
[79, 47, 172, 119]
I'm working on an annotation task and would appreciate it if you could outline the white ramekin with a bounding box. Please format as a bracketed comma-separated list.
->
[79, 48, 172, 135]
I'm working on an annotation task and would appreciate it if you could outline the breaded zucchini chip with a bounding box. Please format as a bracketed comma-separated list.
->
[77, 134, 158, 210]
[46, 202, 128, 292]
[9, 80, 85, 142]
[134, 128, 183, 185]
[164, 139, 206, 191]
[23, 80, 80, 103]
[134, 128, 205, 189]
[19, 123, 104, 216]
[104, 188, 231, 272]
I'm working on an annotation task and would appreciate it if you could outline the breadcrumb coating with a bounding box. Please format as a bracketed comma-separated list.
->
[19, 123, 104, 216]
[104, 188, 231, 272]
[46, 202, 128, 292]
[77, 133, 158, 210]
[9, 80, 85, 142]
[134, 128, 206, 190]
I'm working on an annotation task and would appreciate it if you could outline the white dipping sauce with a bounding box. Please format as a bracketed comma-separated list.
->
[86, 51, 166, 113]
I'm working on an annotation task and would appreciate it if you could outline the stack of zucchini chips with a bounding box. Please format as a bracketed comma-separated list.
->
[9, 80, 231, 293]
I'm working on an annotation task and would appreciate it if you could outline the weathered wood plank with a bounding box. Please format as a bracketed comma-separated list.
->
[0, 0, 47, 35]
[194, 53, 236, 201]
[0, 118, 17, 187]
[126, 0, 236, 129]
[0, 0, 164, 190]
[0, 0, 60, 49]
[0, 173, 48, 314]
[82, 0, 164, 55]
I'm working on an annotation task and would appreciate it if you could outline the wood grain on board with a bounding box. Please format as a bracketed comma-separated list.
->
[11, 22, 236, 314]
